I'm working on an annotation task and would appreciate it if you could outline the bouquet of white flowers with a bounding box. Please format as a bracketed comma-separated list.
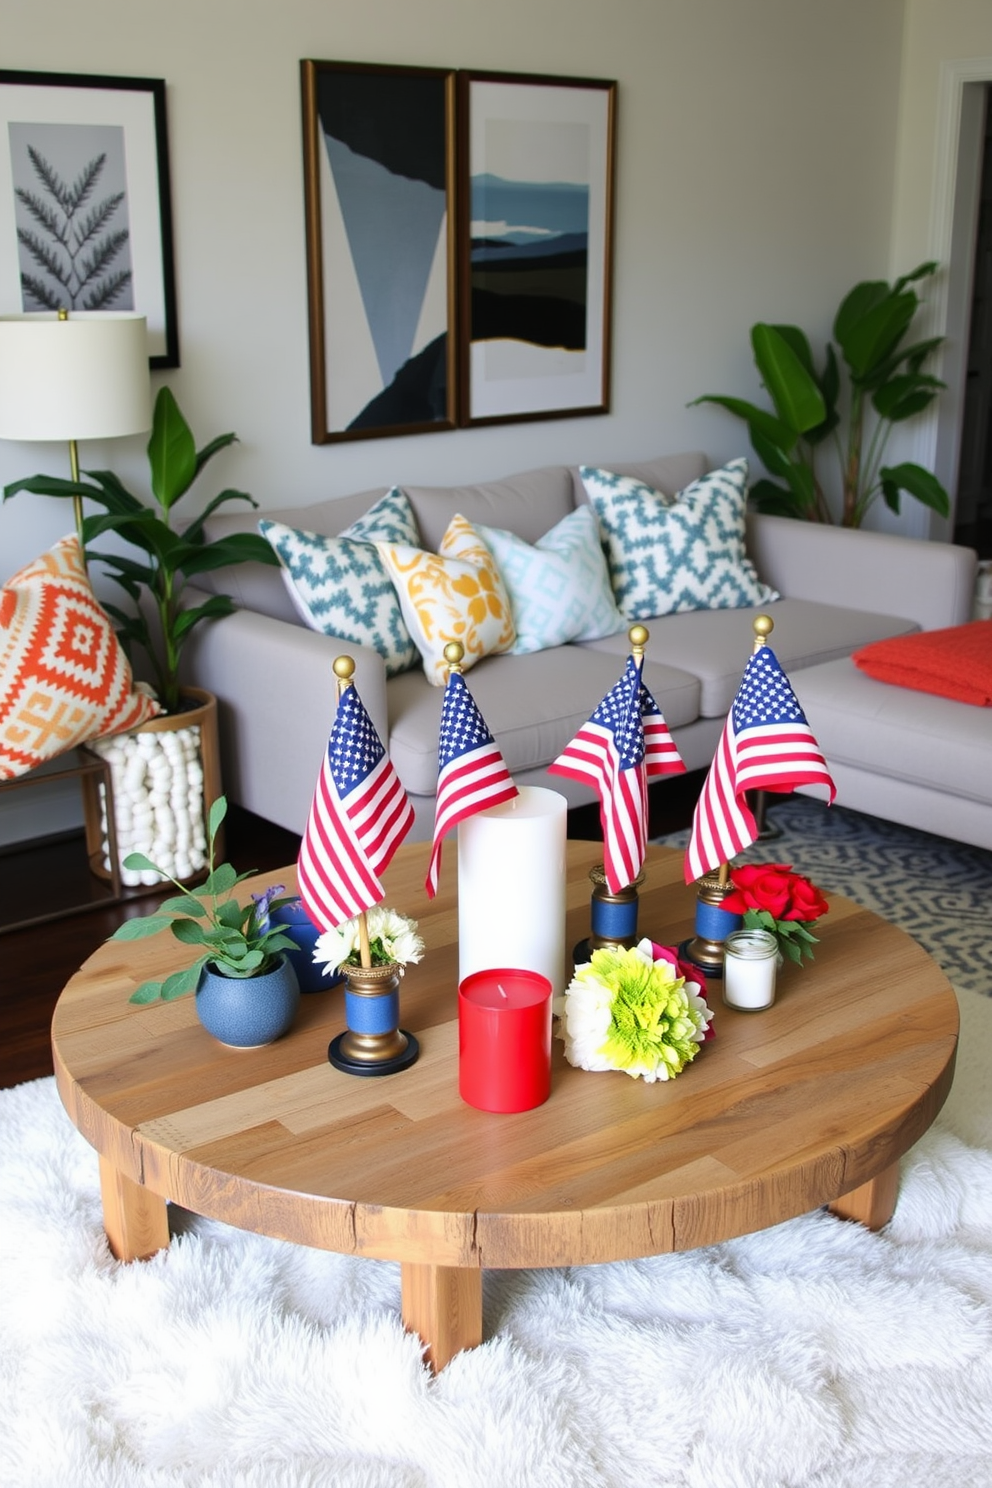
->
[313, 904, 424, 975]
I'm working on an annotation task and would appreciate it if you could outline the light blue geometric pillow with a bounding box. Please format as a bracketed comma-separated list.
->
[473, 505, 624, 654]
[259, 487, 420, 676]
[580, 457, 779, 619]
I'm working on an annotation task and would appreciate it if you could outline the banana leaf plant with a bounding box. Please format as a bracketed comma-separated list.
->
[3, 386, 279, 712]
[692, 261, 951, 527]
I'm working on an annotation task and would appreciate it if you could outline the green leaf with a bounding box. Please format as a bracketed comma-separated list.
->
[111, 916, 173, 941]
[216, 899, 246, 929]
[159, 893, 204, 917]
[148, 386, 197, 511]
[172, 595, 237, 644]
[122, 851, 160, 873]
[178, 530, 281, 576]
[171, 919, 210, 945]
[879, 463, 950, 517]
[751, 324, 827, 434]
[208, 796, 228, 842]
[161, 963, 204, 1000]
[129, 980, 163, 1004]
[689, 394, 799, 453]
[182, 488, 259, 544]
[781, 939, 803, 965]
[748, 478, 806, 517]
[891, 260, 939, 295]
[871, 374, 943, 422]
[836, 289, 917, 383]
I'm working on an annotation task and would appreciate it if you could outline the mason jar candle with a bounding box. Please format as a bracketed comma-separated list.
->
[722, 928, 779, 1010]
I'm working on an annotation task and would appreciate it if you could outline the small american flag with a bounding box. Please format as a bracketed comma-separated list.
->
[425, 670, 517, 898]
[297, 683, 415, 930]
[550, 655, 685, 893]
[685, 644, 836, 883]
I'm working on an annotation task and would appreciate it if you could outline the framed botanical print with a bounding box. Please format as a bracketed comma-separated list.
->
[0, 69, 179, 368]
[457, 71, 616, 426]
[301, 60, 458, 443]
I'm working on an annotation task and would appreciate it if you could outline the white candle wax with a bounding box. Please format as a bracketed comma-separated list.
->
[722, 930, 778, 1010]
[458, 787, 568, 997]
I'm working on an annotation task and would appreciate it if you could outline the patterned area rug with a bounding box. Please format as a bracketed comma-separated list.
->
[657, 796, 992, 997]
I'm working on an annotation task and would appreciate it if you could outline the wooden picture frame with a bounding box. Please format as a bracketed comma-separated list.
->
[0, 68, 179, 368]
[301, 59, 458, 444]
[456, 70, 616, 427]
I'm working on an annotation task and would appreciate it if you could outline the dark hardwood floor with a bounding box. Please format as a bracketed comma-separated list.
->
[0, 773, 704, 1092]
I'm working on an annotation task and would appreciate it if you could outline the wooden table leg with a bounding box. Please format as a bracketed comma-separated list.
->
[401, 1262, 483, 1372]
[99, 1156, 171, 1261]
[828, 1161, 900, 1231]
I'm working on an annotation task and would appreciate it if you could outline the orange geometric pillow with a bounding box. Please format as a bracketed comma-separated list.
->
[0, 533, 161, 779]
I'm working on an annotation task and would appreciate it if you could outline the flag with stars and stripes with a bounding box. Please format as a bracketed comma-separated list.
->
[297, 682, 415, 930]
[549, 655, 686, 894]
[425, 670, 517, 898]
[684, 644, 836, 884]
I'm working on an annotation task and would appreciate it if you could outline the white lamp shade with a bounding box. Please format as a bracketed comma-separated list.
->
[0, 312, 151, 443]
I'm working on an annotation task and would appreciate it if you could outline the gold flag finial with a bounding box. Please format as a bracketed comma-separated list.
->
[443, 641, 465, 675]
[752, 613, 774, 652]
[628, 624, 649, 667]
[333, 654, 355, 697]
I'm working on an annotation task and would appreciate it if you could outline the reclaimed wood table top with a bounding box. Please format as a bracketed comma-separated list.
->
[52, 839, 959, 1272]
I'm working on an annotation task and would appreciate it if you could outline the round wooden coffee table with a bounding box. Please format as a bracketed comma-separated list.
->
[51, 840, 958, 1371]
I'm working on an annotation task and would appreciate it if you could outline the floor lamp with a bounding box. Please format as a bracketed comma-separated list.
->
[0, 310, 151, 552]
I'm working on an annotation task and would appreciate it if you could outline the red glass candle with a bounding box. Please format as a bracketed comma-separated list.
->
[458, 968, 553, 1113]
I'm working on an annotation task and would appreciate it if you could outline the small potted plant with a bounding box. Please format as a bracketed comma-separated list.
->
[112, 796, 302, 1047]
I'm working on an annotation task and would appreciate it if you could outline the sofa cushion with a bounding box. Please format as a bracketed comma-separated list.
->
[793, 657, 992, 806]
[403, 465, 576, 551]
[571, 450, 709, 507]
[376, 514, 516, 685]
[578, 598, 919, 717]
[1, 534, 161, 779]
[387, 645, 701, 796]
[471, 506, 623, 654]
[258, 488, 421, 677]
[852, 621, 992, 706]
[581, 457, 779, 620]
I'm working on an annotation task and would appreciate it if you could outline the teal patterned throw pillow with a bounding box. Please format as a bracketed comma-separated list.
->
[580, 457, 779, 619]
[259, 487, 420, 676]
[473, 506, 624, 654]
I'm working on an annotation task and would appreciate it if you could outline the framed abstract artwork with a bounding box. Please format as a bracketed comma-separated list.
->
[301, 60, 458, 443]
[0, 69, 179, 368]
[456, 71, 616, 426]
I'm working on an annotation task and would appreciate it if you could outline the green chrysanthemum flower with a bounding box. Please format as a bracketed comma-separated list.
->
[558, 940, 712, 1082]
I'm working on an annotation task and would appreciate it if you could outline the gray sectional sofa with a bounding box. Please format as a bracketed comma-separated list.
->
[184, 451, 984, 847]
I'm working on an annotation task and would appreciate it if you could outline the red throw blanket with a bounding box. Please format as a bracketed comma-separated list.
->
[853, 620, 992, 706]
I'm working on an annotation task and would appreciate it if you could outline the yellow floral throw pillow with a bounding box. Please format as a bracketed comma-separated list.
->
[376, 514, 516, 685]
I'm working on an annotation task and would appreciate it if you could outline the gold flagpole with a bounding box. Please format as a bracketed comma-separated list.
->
[333, 654, 372, 969]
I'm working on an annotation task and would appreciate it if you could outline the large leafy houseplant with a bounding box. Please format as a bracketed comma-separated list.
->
[112, 797, 299, 1003]
[692, 261, 950, 528]
[2, 385, 279, 712]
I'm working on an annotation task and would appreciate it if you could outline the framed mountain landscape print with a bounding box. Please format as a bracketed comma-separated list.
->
[457, 71, 616, 426]
[301, 60, 458, 443]
[0, 69, 178, 367]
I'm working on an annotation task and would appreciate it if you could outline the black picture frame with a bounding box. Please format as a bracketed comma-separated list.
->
[0, 68, 179, 369]
[456, 70, 616, 427]
[301, 59, 458, 444]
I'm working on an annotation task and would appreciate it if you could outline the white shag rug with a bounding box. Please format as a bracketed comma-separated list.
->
[2, 988, 992, 1488]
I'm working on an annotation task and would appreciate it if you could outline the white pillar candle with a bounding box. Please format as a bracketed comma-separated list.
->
[458, 786, 569, 998]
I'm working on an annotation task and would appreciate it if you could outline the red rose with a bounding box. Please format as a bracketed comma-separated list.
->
[723, 863, 794, 918]
[782, 875, 829, 922]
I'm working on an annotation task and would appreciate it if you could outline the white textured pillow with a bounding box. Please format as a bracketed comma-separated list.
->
[580, 457, 779, 619]
[473, 506, 623, 654]
[259, 487, 420, 677]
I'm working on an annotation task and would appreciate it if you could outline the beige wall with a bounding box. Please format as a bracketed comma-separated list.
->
[1, 0, 908, 580]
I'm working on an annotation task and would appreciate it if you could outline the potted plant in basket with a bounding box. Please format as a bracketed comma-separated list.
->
[691, 261, 951, 528]
[112, 796, 302, 1046]
[3, 386, 280, 886]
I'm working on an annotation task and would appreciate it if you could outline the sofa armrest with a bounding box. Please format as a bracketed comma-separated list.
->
[746, 513, 977, 631]
[181, 596, 389, 835]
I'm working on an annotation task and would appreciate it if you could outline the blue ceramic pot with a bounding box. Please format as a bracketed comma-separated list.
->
[269, 898, 341, 993]
[195, 955, 300, 1047]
